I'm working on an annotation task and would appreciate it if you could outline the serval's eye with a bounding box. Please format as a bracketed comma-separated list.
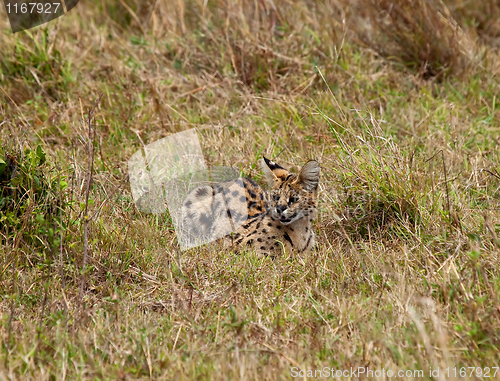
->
[289, 196, 299, 204]
[272, 194, 280, 201]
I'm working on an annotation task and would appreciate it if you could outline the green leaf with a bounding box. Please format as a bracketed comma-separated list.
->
[0, 158, 6, 177]
[36, 145, 46, 165]
[468, 250, 480, 261]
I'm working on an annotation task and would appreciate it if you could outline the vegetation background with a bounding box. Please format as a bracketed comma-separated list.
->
[1, 0, 500, 379]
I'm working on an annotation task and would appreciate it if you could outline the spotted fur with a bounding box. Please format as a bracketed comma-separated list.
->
[179, 157, 320, 256]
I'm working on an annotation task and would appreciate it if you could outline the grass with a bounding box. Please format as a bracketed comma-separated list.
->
[1, 0, 500, 379]
[350, 0, 477, 79]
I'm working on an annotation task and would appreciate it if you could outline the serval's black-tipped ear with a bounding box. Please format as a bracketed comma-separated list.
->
[261, 157, 290, 186]
[297, 160, 320, 192]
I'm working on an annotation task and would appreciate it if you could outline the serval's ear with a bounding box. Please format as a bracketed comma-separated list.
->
[297, 160, 320, 192]
[261, 157, 290, 187]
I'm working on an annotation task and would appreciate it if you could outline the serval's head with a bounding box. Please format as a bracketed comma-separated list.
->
[261, 157, 320, 225]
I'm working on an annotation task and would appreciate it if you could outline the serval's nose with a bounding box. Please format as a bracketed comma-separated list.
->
[276, 205, 287, 214]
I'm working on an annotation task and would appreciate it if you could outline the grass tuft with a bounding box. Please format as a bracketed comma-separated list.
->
[324, 118, 421, 240]
[351, 0, 476, 79]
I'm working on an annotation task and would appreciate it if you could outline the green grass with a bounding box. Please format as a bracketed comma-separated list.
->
[1, 0, 500, 379]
